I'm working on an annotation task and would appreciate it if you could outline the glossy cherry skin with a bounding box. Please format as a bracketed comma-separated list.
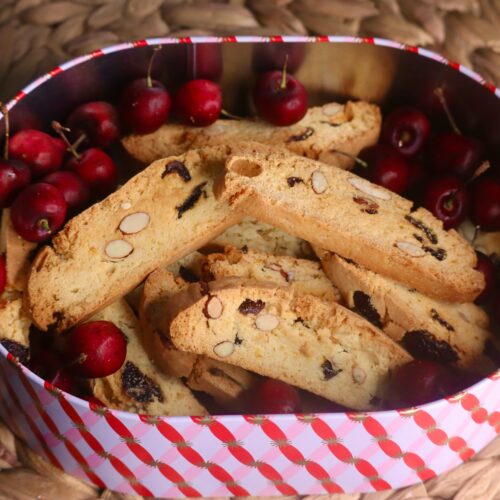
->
[381, 106, 431, 157]
[10, 183, 67, 242]
[470, 175, 500, 231]
[429, 132, 484, 179]
[66, 148, 117, 198]
[42, 171, 90, 213]
[0, 255, 6, 295]
[475, 251, 496, 304]
[359, 144, 411, 194]
[66, 101, 120, 148]
[120, 78, 171, 134]
[391, 360, 451, 407]
[0, 159, 31, 208]
[63, 321, 127, 378]
[174, 79, 222, 127]
[9, 129, 65, 177]
[253, 70, 308, 126]
[251, 379, 302, 414]
[423, 176, 469, 229]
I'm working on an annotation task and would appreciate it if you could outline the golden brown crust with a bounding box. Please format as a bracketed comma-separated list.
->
[216, 144, 483, 302]
[122, 101, 381, 169]
[165, 278, 412, 410]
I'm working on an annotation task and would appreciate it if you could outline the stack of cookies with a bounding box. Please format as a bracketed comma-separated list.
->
[1, 100, 496, 414]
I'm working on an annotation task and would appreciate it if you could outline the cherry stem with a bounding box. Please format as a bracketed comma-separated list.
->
[51, 121, 81, 161]
[465, 160, 490, 186]
[37, 219, 51, 233]
[147, 46, 162, 88]
[0, 101, 9, 160]
[280, 54, 289, 90]
[72, 133, 87, 151]
[330, 149, 368, 168]
[221, 109, 242, 120]
[434, 87, 461, 135]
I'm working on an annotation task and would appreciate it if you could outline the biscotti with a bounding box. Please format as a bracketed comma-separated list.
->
[0, 209, 37, 292]
[202, 245, 340, 303]
[216, 144, 483, 303]
[90, 299, 207, 416]
[122, 101, 381, 169]
[139, 267, 256, 403]
[164, 278, 412, 410]
[26, 146, 242, 332]
[0, 296, 31, 365]
[316, 250, 493, 372]
[204, 217, 313, 258]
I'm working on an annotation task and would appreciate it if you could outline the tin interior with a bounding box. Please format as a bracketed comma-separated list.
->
[7, 40, 500, 165]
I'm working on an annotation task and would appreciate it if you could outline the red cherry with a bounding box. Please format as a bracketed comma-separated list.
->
[0, 255, 6, 295]
[392, 360, 451, 407]
[180, 44, 223, 81]
[359, 144, 411, 194]
[0, 159, 31, 207]
[429, 132, 484, 179]
[10, 183, 67, 242]
[253, 70, 308, 126]
[423, 176, 470, 229]
[251, 379, 302, 414]
[42, 171, 90, 213]
[252, 43, 306, 74]
[381, 106, 431, 157]
[50, 368, 75, 393]
[66, 101, 120, 148]
[63, 321, 127, 378]
[470, 175, 500, 231]
[120, 78, 171, 134]
[9, 130, 65, 177]
[66, 148, 117, 198]
[475, 251, 496, 304]
[28, 348, 74, 392]
[174, 79, 222, 127]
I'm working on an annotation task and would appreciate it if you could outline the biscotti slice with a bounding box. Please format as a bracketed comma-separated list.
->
[316, 249, 493, 372]
[202, 245, 340, 303]
[122, 101, 381, 169]
[26, 146, 242, 332]
[204, 217, 313, 258]
[140, 267, 255, 403]
[164, 278, 412, 410]
[0, 209, 37, 292]
[216, 144, 483, 303]
[90, 299, 206, 416]
[0, 295, 31, 365]
[126, 251, 205, 313]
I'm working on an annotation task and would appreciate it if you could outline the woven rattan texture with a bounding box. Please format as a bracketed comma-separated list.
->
[1, 0, 500, 100]
[0, 1, 499, 499]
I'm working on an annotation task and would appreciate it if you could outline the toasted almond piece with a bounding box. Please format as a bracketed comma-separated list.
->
[119, 212, 150, 235]
[352, 366, 366, 384]
[105, 239, 133, 260]
[396, 241, 426, 257]
[121, 201, 132, 210]
[204, 123, 227, 137]
[213, 340, 234, 358]
[311, 170, 328, 194]
[348, 177, 391, 200]
[255, 312, 279, 331]
[322, 102, 344, 116]
[205, 296, 223, 319]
